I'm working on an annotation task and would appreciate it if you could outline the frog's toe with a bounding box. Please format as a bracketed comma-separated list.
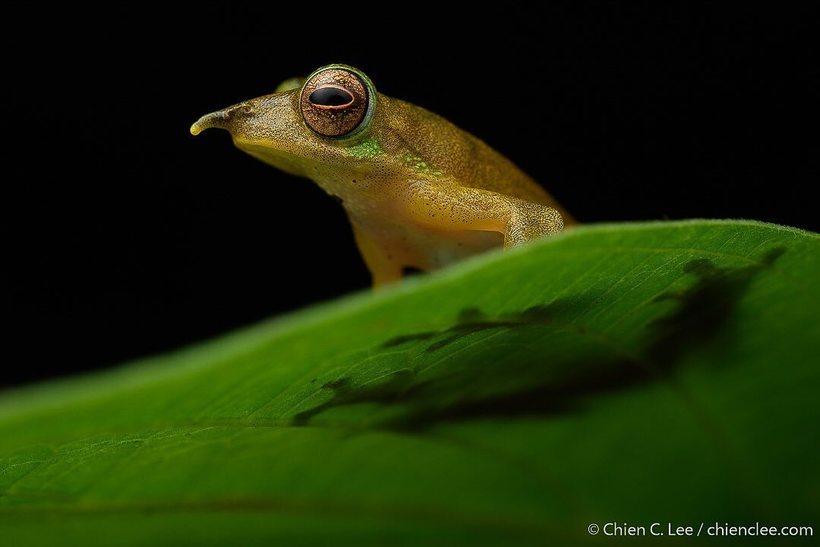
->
[505, 205, 564, 247]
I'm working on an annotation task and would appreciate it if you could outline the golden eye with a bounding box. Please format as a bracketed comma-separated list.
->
[300, 68, 369, 137]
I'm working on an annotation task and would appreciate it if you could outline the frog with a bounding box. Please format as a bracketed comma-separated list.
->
[191, 64, 573, 286]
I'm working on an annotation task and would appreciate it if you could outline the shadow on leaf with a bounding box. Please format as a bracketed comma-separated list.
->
[293, 247, 785, 430]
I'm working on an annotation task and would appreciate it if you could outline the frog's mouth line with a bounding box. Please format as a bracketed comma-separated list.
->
[191, 100, 308, 178]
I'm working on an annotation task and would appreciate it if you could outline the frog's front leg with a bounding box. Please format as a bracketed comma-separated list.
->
[404, 180, 564, 247]
[351, 222, 405, 287]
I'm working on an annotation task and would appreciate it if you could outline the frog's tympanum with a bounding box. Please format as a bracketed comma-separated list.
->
[192, 64, 573, 286]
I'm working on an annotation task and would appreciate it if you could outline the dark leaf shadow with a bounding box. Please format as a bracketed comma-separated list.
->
[294, 247, 786, 431]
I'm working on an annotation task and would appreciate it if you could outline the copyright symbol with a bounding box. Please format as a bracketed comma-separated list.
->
[588, 523, 600, 535]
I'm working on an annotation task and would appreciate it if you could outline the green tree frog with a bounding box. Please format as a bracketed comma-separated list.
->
[192, 64, 573, 286]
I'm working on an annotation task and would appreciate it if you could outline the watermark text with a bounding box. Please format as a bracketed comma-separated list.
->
[586, 522, 813, 538]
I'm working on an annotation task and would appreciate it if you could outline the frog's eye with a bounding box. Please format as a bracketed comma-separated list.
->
[300, 68, 369, 137]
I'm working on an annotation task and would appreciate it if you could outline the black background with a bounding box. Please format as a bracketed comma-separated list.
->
[3, 4, 817, 386]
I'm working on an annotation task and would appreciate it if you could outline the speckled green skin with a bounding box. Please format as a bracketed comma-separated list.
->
[192, 65, 571, 286]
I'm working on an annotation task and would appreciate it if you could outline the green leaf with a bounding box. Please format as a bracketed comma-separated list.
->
[1, 220, 818, 546]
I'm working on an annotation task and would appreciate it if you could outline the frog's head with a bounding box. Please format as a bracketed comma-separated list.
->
[191, 64, 381, 179]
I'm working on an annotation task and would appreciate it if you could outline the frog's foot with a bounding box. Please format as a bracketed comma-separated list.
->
[505, 201, 564, 248]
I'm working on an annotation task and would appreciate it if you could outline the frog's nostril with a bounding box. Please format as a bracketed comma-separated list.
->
[190, 103, 252, 136]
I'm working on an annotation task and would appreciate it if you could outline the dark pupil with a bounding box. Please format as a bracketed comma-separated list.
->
[309, 87, 354, 107]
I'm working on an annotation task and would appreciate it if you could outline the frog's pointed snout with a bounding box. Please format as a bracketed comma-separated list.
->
[190, 111, 225, 136]
[190, 103, 252, 136]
